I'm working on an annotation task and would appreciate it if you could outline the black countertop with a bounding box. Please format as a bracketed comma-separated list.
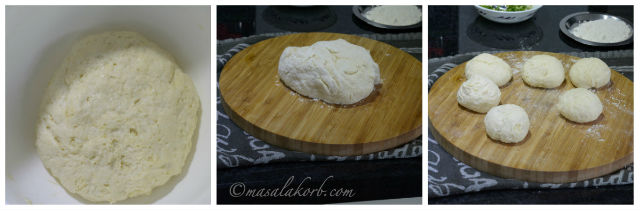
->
[428, 5, 633, 58]
[218, 5, 421, 40]
[429, 184, 633, 204]
[217, 5, 423, 204]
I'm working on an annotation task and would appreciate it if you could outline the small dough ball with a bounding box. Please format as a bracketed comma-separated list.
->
[457, 76, 501, 113]
[465, 53, 512, 87]
[484, 104, 530, 143]
[278, 39, 381, 105]
[522, 55, 565, 88]
[569, 58, 611, 88]
[558, 88, 603, 123]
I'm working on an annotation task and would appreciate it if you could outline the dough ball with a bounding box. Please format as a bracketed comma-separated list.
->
[522, 55, 565, 88]
[569, 58, 611, 88]
[457, 75, 501, 113]
[278, 39, 381, 105]
[36, 31, 200, 203]
[557, 88, 603, 123]
[465, 53, 512, 87]
[484, 104, 530, 143]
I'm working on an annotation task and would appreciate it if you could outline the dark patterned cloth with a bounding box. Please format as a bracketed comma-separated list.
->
[217, 33, 423, 169]
[427, 50, 634, 198]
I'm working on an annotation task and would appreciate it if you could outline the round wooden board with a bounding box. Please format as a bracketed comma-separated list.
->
[428, 51, 633, 183]
[220, 32, 422, 156]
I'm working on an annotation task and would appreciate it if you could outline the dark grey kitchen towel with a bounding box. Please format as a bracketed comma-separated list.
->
[427, 50, 634, 198]
[217, 33, 422, 169]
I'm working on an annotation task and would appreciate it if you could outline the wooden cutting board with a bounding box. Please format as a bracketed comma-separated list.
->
[428, 51, 633, 183]
[220, 32, 422, 156]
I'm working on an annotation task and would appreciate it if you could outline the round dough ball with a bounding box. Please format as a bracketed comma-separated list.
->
[569, 58, 611, 88]
[522, 55, 565, 88]
[278, 39, 381, 105]
[36, 31, 200, 203]
[557, 88, 603, 123]
[465, 53, 512, 87]
[484, 104, 530, 143]
[457, 76, 501, 113]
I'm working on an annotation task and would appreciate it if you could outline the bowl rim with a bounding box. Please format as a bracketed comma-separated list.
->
[474, 5, 542, 14]
[559, 11, 634, 46]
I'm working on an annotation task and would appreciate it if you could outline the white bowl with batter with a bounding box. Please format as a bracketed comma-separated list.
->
[5, 6, 211, 204]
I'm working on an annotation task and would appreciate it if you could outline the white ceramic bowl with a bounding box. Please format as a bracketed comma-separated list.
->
[474, 5, 542, 24]
[5, 6, 211, 204]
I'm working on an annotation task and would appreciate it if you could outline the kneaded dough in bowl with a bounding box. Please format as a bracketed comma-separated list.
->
[36, 31, 200, 203]
[557, 88, 603, 123]
[465, 53, 512, 87]
[278, 39, 381, 105]
[569, 58, 611, 89]
[522, 55, 565, 88]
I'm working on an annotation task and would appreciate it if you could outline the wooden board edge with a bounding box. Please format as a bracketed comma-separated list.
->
[220, 32, 423, 77]
[222, 98, 422, 156]
[428, 120, 633, 183]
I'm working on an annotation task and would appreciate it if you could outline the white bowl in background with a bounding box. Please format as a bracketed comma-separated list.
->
[5, 6, 211, 204]
[474, 5, 543, 24]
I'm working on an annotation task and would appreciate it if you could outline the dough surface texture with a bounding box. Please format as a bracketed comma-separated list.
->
[522, 55, 565, 88]
[457, 75, 501, 113]
[278, 39, 381, 105]
[465, 53, 512, 87]
[484, 104, 530, 143]
[36, 31, 200, 203]
[557, 88, 603, 123]
[569, 57, 611, 89]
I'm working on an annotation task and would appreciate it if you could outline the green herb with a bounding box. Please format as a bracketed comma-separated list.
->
[480, 5, 494, 10]
[480, 5, 532, 12]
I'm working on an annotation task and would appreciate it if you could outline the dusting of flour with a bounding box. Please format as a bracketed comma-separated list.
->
[571, 19, 632, 43]
[586, 124, 606, 142]
[364, 5, 421, 26]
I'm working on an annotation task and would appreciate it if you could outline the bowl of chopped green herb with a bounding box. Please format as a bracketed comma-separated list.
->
[474, 5, 542, 24]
